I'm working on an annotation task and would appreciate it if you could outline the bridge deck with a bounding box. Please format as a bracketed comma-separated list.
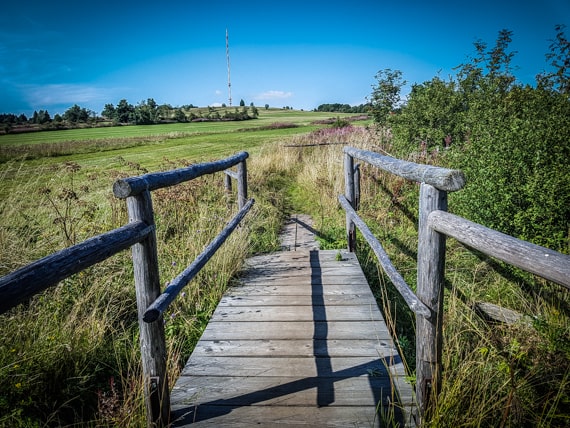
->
[170, 244, 414, 426]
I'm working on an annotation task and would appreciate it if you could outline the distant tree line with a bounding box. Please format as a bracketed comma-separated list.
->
[0, 98, 265, 133]
[314, 103, 370, 113]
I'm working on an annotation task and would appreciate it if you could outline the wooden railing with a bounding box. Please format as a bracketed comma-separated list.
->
[341, 146, 570, 424]
[0, 151, 253, 427]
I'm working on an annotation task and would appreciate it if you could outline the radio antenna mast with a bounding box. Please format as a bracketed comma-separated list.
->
[226, 28, 232, 107]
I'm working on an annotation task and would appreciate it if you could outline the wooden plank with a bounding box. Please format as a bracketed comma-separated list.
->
[198, 321, 393, 341]
[171, 404, 390, 427]
[179, 356, 399, 378]
[171, 375, 396, 407]
[219, 294, 375, 306]
[232, 275, 372, 287]
[189, 339, 400, 358]
[210, 305, 384, 322]
[170, 249, 415, 427]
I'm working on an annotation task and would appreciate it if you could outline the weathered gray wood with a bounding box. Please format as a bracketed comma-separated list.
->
[189, 339, 400, 358]
[224, 169, 238, 180]
[219, 293, 377, 306]
[113, 151, 248, 198]
[171, 404, 392, 427]
[0, 221, 153, 315]
[170, 249, 415, 427]
[237, 160, 248, 209]
[143, 199, 255, 323]
[344, 152, 357, 251]
[474, 302, 530, 325]
[127, 191, 170, 427]
[197, 320, 394, 341]
[339, 195, 431, 317]
[344, 146, 466, 192]
[180, 356, 398, 378]
[416, 183, 447, 422]
[428, 210, 570, 289]
[211, 305, 383, 322]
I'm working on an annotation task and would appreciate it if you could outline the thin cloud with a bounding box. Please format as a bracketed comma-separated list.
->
[21, 83, 110, 107]
[255, 90, 293, 100]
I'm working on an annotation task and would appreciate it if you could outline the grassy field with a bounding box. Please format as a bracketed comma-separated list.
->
[0, 111, 568, 427]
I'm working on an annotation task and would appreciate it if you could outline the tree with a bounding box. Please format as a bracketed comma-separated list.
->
[239, 99, 245, 107]
[101, 103, 116, 120]
[369, 69, 406, 126]
[537, 24, 570, 94]
[116, 99, 135, 123]
[63, 104, 89, 123]
[265, 104, 269, 110]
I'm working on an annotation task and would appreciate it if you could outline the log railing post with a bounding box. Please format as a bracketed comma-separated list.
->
[354, 163, 361, 211]
[224, 172, 232, 194]
[416, 183, 447, 423]
[127, 190, 170, 427]
[344, 152, 356, 252]
[237, 160, 248, 210]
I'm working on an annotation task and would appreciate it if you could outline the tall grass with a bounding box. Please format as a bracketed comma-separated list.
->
[1, 120, 568, 426]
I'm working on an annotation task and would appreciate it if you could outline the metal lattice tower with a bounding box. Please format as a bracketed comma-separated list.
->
[226, 29, 232, 107]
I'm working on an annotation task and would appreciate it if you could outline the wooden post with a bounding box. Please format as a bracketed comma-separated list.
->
[344, 152, 356, 252]
[224, 172, 232, 194]
[127, 191, 170, 427]
[354, 163, 361, 211]
[416, 183, 447, 423]
[237, 160, 247, 210]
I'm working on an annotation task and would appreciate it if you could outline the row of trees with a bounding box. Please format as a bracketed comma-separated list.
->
[1, 98, 268, 130]
[314, 103, 370, 113]
[369, 26, 569, 253]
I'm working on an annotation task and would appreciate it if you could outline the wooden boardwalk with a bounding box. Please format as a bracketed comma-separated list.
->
[170, 218, 414, 427]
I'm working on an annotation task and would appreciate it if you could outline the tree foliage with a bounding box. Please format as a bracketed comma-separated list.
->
[375, 28, 570, 253]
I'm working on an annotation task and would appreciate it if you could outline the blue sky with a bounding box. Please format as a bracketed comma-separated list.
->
[1, 0, 568, 116]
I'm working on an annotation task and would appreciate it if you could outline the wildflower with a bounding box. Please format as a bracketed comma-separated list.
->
[15, 382, 22, 389]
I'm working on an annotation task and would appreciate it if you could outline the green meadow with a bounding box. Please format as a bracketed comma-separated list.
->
[0, 109, 568, 427]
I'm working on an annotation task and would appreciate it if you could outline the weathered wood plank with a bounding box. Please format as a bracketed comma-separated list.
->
[210, 305, 384, 322]
[179, 356, 400, 378]
[219, 294, 375, 306]
[171, 404, 390, 427]
[171, 375, 399, 407]
[198, 321, 393, 341]
[170, 249, 414, 427]
[189, 339, 399, 358]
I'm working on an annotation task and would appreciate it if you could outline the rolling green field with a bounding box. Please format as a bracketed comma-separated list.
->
[0, 109, 365, 196]
[1, 109, 567, 427]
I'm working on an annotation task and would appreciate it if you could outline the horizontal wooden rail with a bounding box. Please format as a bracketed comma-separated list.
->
[224, 169, 239, 180]
[0, 221, 154, 314]
[428, 210, 570, 289]
[113, 151, 249, 198]
[339, 195, 431, 317]
[344, 147, 466, 192]
[143, 198, 255, 322]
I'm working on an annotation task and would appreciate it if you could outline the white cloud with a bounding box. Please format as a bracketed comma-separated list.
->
[215, 90, 222, 95]
[255, 90, 293, 100]
[22, 83, 110, 107]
